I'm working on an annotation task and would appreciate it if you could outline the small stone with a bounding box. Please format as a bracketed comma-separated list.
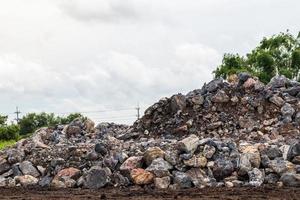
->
[243, 78, 256, 89]
[15, 175, 38, 187]
[269, 159, 295, 175]
[171, 94, 186, 112]
[264, 173, 279, 184]
[238, 154, 252, 176]
[186, 168, 210, 187]
[39, 176, 52, 187]
[55, 167, 81, 180]
[154, 176, 171, 189]
[183, 155, 207, 168]
[83, 166, 111, 189]
[173, 171, 192, 188]
[280, 173, 300, 187]
[37, 166, 46, 177]
[203, 145, 216, 159]
[120, 156, 143, 172]
[248, 168, 264, 187]
[239, 144, 261, 168]
[264, 146, 282, 160]
[94, 143, 108, 156]
[0, 158, 10, 175]
[19, 161, 40, 178]
[212, 159, 234, 180]
[84, 118, 95, 132]
[269, 95, 285, 107]
[177, 134, 199, 154]
[146, 158, 173, 177]
[65, 125, 82, 138]
[281, 103, 295, 117]
[287, 142, 300, 161]
[144, 147, 165, 166]
[130, 168, 154, 185]
[191, 95, 204, 105]
[211, 90, 229, 103]
[225, 181, 234, 188]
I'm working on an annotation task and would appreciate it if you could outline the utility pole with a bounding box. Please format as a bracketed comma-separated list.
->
[14, 106, 21, 124]
[136, 103, 140, 120]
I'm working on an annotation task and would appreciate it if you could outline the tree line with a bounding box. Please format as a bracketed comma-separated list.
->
[0, 113, 84, 141]
[214, 31, 300, 83]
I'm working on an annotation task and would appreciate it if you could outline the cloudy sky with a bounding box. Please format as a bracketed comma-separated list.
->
[0, 0, 299, 124]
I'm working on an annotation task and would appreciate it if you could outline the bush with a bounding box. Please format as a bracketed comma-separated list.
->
[19, 112, 86, 135]
[0, 125, 19, 140]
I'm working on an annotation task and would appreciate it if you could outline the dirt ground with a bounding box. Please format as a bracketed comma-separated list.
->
[0, 187, 299, 200]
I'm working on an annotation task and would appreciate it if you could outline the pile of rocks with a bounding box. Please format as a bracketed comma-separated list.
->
[0, 74, 299, 189]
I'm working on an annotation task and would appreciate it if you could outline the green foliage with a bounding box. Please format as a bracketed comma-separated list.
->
[0, 116, 19, 140]
[59, 113, 85, 125]
[19, 112, 85, 135]
[214, 31, 300, 83]
[213, 54, 249, 79]
[0, 140, 17, 150]
[0, 115, 8, 126]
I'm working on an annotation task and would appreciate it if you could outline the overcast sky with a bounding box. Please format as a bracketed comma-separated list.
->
[0, 0, 299, 124]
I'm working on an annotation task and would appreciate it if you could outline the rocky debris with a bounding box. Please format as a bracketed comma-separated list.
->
[130, 168, 154, 185]
[177, 134, 199, 154]
[15, 175, 38, 187]
[83, 166, 111, 189]
[144, 147, 165, 166]
[0, 74, 299, 189]
[154, 176, 170, 189]
[19, 161, 40, 178]
[146, 158, 173, 177]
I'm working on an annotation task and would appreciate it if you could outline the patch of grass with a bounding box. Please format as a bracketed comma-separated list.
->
[0, 139, 17, 150]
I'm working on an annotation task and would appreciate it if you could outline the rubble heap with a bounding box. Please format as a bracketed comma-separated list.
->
[0, 74, 300, 189]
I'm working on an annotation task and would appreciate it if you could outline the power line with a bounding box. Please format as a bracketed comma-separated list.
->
[54, 108, 137, 115]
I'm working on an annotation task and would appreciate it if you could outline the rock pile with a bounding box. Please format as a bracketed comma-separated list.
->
[0, 74, 299, 189]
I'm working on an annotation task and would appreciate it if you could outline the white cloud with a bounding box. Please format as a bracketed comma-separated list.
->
[0, 0, 299, 124]
[60, 0, 137, 22]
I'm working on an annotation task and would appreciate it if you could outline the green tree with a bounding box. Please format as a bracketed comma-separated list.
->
[0, 115, 8, 125]
[214, 31, 300, 83]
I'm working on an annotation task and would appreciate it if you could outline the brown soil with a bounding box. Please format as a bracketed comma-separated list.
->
[0, 187, 299, 200]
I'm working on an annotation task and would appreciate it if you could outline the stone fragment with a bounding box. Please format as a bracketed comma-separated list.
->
[183, 155, 207, 168]
[83, 166, 111, 189]
[120, 156, 143, 172]
[19, 161, 40, 178]
[239, 144, 261, 168]
[177, 134, 199, 154]
[171, 94, 186, 112]
[238, 154, 252, 176]
[211, 90, 229, 103]
[146, 158, 173, 177]
[269, 159, 295, 175]
[281, 103, 295, 117]
[269, 95, 284, 107]
[280, 173, 300, 187]
[0, 158, 10, 175]
[94, 143, 107, 156]
[248, 168, 264, 187]
[186, 168, 210, 187]
[144, 147, 165, 166]
[15, 175, 38, 187]
[131, 168, 154, 185]
[84, 118, 95, 132]
[203, 145, 216, 159]
[287, 142, 300, 161]
[212, 159, 234, 180]
[154, 176, 170, 189]
[56, 167, 81, 180]
[173, 171, 192, 188]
